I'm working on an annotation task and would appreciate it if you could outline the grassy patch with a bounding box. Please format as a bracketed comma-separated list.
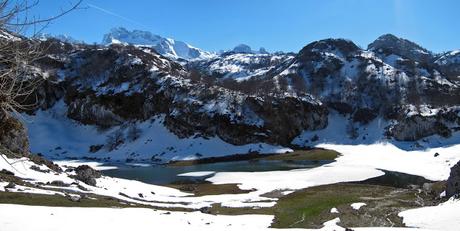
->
[270, 183, 432, 229]
[261, 149, 339, 161]
[0, 191, 133, 208]
[168, 148, 339, 167]
[167, 183, 252, 196]
[205, 203, 274, 215]
[272, 184, 361, 228]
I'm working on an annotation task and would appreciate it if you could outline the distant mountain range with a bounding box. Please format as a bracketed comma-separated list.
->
[101, 27, 215, 60]
[45, 27, 274, 60]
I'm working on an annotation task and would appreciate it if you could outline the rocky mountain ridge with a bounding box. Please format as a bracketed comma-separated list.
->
[1, 29, 460, 161]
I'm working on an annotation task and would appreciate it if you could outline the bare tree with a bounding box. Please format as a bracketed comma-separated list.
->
[0, 0, 82, 120]
[0, 0, 81, 163]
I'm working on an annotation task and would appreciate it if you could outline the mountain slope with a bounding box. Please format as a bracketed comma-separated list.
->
[2, 31, 459, 162]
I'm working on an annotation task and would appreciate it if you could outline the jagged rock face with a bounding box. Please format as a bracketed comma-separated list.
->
[446, 160, 460, 198]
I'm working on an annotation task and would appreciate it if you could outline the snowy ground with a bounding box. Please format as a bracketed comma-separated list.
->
[2, 107, 460, 230]
[24, 101, 291, 162]
[0, 204, 439, 231]
[400, 198, 460, 231]
[2, 141, 460, 230]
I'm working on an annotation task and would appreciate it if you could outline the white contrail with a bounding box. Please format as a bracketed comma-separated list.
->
[87, 3, 148, 28]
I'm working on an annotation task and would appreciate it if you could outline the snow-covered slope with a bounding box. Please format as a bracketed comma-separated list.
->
[25, 101, 291, 162]
[102, 27, 215, 60]
[2, 31, 459, 161]
[189, 52, 294, 81]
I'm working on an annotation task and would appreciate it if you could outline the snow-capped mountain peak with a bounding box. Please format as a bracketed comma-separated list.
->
[102, 27, 215, 60]
[230, 44, 270, 54]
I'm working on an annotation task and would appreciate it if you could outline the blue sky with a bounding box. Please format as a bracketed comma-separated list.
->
[29, 0, 459, 53]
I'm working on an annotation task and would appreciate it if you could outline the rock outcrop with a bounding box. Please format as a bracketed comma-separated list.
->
[446, 160, 460, 198]
[0, 116, 29, 156]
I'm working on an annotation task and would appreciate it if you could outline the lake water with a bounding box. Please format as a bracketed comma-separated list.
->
[102, 159, 333, 185]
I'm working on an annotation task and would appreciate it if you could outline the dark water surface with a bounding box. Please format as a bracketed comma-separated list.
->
[102, 159, 333, 185]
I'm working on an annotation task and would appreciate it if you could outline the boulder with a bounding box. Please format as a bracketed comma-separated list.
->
[74, 165, 101, 186]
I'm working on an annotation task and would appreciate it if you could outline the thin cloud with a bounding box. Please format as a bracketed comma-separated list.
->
[87, 3, 147, 28]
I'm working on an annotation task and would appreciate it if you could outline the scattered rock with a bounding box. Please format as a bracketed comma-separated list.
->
[118, 192, 129, 197]
[77, 184, 89, 191]
[30, 165, 50, 173]
[28, 154, 62, 173]
[199, 207, 211, 214]
[48, 180, 70, 187]
[5, 182, 15, 189]
[66, 194, 81, 202]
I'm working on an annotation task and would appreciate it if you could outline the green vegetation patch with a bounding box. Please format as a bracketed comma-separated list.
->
[0, 191, 133, 208]
[270, 183, 435, 229]
[261, 149, 339, 161]
[168, 148, 339, 166]
[205, 203, 274, 215]
[167, 183, 253, 196]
